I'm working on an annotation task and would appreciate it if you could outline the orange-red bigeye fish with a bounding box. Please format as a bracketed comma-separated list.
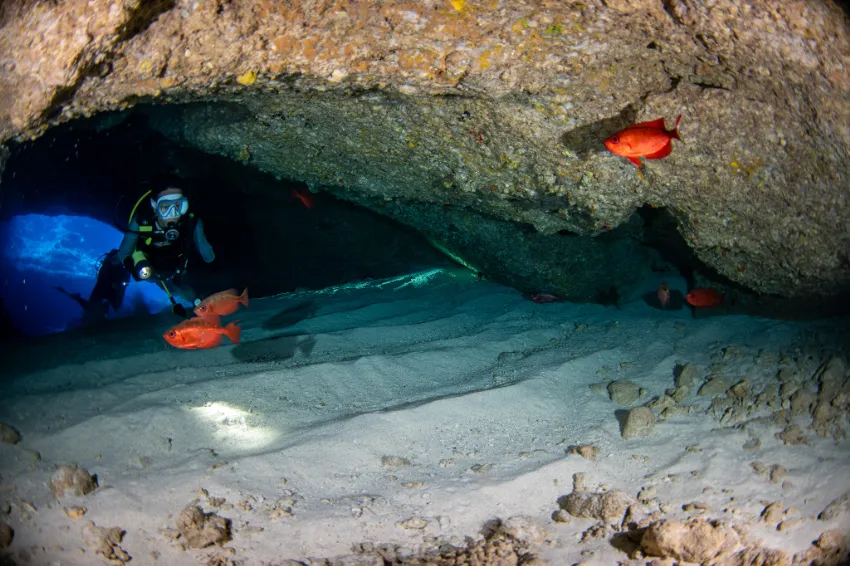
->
[194, 288, 249, 317]
[163, 316, 241, 350]
[686, 288, 724, 308]
[604, 115, 682, 168]
[657, 282, 670, 309]
[291, 188, 314, 209]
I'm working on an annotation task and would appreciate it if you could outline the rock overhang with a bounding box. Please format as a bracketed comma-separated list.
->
[0, 0, 848, 300]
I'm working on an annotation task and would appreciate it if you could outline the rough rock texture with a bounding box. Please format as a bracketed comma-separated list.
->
[621, 406, 656, 439]
[557, 473, 637, 527]
[608, 380, 641, 406]
[50, 465, 98, 498]
[175, 504, 231, 549]
[0, 522, 12, 549]
[81, 521, 131, 564]
[0, 422, 20, 445]
[640, 518, 740, 563]
[2, 0, 850, 297]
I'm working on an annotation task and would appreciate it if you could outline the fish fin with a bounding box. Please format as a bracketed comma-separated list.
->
[644, 141, 673, 160]
[626, 117, 666, 130]
[241, 288, 249, 307]
[669, 114, 682, 141]
[223, 322, 241, 345]
[224, 288, 239, 296]
[198, 314, 222, 324]
[627, 156, 643, 167]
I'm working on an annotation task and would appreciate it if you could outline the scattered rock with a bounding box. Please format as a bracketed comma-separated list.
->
[777, 518, 803, 532]
[698, 377, 732, 397]
[0, 522, 12, 549]
[589, 382, 609, 397]
[397, 517, 429, 530]
[674, 363, 701, 389]
[64, 506, 87, 519]
[552, 509, 571, 523]
[817, 356, 846, 397]
[621, 406, 655, 439]
[775, 424, 809, 446]
[790, 389, 816, 415]
[640, 518, 740, 564]
[557, 473, 637, 528]
[742, 437, 761, 451]
[769, 465, 788, 484]
[717, 547, 790, 566]
[0, 423, 21, 445]
[608, 381, 640, 406]
[81, 521, 130, 564]
[51, 465, 98, 498]
[381, 455, 412, 467]
[793, 530, 850, 566]
[567, 444, 599, 461]
[760, 502, 784, 524]
[637, 487, 657, 504]
[729, 379, 751, 399]
[682, 502, 711, 514]
[670, 385, 689, 403]
[175, 505, 231, 549]
[648, 394, 676, 412]
[775, 368, 801, 384]
[818, 492, 850, 521]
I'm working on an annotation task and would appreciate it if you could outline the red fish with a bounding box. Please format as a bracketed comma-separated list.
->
[194, 288, 249, 317]
[657, 282, 670, 309]
[686, 288, 724, 308]
[530, 292, 561, 304]
[163, 316, 241, 349]
[604, 115, 682, 168]
[291, 188, 314, 209]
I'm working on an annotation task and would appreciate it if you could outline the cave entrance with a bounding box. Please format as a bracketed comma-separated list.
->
[0, 112, 453, 336]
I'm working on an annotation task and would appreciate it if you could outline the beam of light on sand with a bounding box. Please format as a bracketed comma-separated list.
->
[271, 267, 477, 300]
[191, 402, 279, 450]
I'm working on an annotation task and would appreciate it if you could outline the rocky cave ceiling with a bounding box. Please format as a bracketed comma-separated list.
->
[0, 0, 848, 307]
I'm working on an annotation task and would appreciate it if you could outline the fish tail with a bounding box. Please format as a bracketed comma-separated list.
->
[669, 114, 682, 141]
[223, 321, 241, 345]
[240, 288, 250, 307]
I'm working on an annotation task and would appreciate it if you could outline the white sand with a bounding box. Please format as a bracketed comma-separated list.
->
[1, 267, 849, 565]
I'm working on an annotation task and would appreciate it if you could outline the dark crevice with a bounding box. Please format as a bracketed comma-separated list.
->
[660, 0, 686, 26]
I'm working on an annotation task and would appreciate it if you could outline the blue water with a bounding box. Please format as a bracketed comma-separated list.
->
[0, 214, 173, 335]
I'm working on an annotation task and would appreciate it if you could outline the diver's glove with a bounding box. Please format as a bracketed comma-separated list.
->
[171, 303, 189, 318]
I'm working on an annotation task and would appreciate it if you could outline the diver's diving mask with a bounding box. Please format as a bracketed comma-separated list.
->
[151, 193, 189, 219]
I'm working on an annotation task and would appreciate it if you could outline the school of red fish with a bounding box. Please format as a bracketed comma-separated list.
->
[163, 288, 249, 350]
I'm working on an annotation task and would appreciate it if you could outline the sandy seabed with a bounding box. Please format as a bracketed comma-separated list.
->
[1, 268, 849, 565]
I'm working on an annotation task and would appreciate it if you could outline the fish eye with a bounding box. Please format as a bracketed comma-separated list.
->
[610, 135, 620, 144]
[168, 331, 176, 337]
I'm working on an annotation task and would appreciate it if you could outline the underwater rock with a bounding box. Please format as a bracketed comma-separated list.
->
[566, 444, 599, 461]
[175, 504, 231, 549]
[621, 407, 655, 439]
[673, 363, 701, 389]
[760, 502, 784, 525]
[608, 380, 641, 406]
[81, 521, 130, 564]
[775, 424, 809, 446]
[729, 379, 751, 399]
[50, 465, 98, 498]
[817, 357, 847, 398]
[381, 455, 412, 468]
[557, 473, 637, 528]
[640, 518, 740, 564]
[0, 422, 20, 445]
[742, 437, 761, 451]
[698, 377, 732, 397]
[0, 522, 12, 549]
[793, 530, 850, 566]
[818, 492, 850, 522]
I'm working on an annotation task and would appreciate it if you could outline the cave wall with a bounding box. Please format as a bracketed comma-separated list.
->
[1, 0, 849, 299]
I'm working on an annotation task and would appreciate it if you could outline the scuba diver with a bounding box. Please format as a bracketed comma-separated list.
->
[55, 248, 130, 323]
[115, 184, 216, 317]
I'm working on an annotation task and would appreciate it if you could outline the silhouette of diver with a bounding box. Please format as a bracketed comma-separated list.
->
[55, 249, 130, 322]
